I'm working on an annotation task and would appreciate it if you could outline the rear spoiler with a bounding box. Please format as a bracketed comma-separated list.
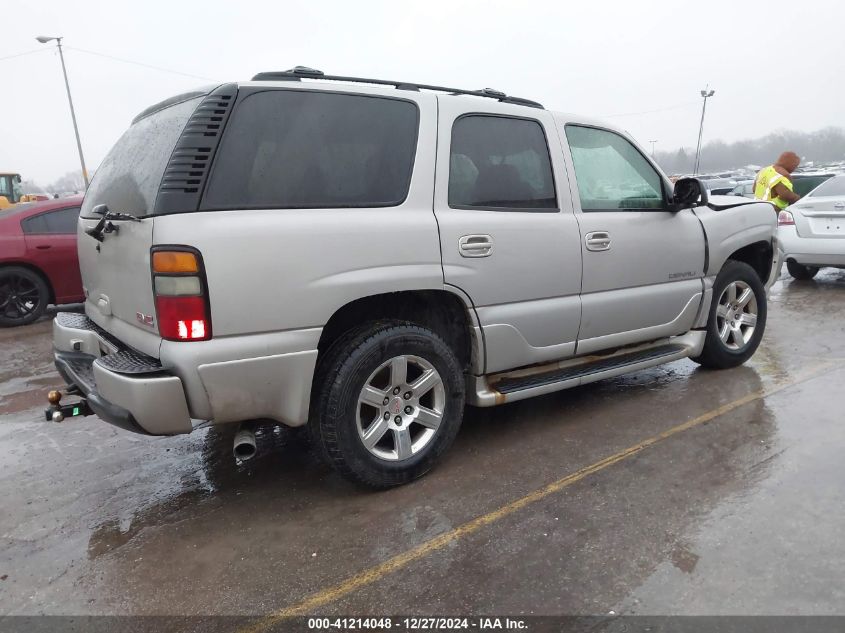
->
[132, 85, 219, 125]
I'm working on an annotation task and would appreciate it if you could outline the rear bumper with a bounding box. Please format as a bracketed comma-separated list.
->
[53, 311, 321, 432]
[778, 226, 845, 267]
[52, 313, 192, 435]
[54, 351, 149, 434]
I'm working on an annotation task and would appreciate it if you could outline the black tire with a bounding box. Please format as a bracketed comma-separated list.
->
[786, 260, 819, 280]
[310, 321, 465, 488]
[691, 260, 767, 369]
[0, 266, 50, 327]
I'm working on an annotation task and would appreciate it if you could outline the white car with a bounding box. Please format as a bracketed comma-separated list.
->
[778, 174, 845, 279]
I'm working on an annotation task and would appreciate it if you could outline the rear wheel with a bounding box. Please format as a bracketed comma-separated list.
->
[311, 321, 465, 488]
[0, 266, 50, 327]
[786, 260, 819, 280]
[692, 260, 766, 369]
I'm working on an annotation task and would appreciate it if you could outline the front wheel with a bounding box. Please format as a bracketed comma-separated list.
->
[692, 260, 767, 369]
[311, 321, 465, 488]
[786, 260, 819, 280]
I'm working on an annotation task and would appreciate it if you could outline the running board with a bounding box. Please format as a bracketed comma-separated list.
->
[467, 331, 705, 407]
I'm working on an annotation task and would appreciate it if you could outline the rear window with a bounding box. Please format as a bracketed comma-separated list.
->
[0, 202, 36, 219]
[81, 96, 203, 218]
[806, 176, 845, 197]
[792, 175, 833, 197]
[202, 90, 419, 210]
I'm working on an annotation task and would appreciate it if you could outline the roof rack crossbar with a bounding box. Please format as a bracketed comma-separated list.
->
[250, 67, 544, 109]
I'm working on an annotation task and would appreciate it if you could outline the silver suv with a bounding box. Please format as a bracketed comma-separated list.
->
[48, 68, 780, 487]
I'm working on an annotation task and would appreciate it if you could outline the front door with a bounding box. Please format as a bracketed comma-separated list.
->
[560, 123, 706, 355]
[433, 99, 583, 374]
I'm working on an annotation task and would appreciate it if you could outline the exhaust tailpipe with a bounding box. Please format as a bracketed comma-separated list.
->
[233, 424, 257, 461]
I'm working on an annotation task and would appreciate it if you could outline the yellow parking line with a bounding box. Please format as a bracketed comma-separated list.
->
[239, 361, 835, 632]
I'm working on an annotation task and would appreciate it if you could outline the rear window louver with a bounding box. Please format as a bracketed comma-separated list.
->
[154, 83, 237, 215]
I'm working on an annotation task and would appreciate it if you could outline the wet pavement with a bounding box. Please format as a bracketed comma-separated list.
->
[1, 271, 844, 622]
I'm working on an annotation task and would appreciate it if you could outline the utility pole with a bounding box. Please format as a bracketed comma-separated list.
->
[649, 140, 658, 158]
[693, 86, 715, 175]
[36, 36, 89, 188]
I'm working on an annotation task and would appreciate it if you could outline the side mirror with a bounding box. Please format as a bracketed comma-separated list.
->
[671, 177, 709, 210]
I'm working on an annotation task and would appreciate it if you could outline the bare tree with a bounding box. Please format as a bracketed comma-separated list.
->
[655, 127, 845, 174]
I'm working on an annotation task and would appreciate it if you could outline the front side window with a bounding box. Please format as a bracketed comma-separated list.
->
[448, 115, 557, 211]
[565, 125, 664, 212]
[203, 90, 419, 210]
[22, 207, 81, 234]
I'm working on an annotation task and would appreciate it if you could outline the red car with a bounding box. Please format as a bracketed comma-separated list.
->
[0, 196, 84, 326]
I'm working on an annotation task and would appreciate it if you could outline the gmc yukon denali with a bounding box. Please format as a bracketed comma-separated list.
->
[47, 67, 780, 487]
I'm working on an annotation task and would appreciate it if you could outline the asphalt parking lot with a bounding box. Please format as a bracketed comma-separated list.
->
[2, 270, 844, 625]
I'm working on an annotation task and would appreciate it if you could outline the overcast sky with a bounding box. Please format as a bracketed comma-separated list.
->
[3, 0, 843, 185]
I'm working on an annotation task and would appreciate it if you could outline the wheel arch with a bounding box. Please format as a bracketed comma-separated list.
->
[726, 240, 773, 283]
[316, 289, 482, 375]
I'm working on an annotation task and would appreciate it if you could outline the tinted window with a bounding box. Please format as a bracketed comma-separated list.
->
[82, 96, 203, 217]
[203, 90, 419, 210]
[792, 175, 833, 197]
[21, 207, 81, 234]
[565, 125, 664, 211]
[807, 176, 845, 197]
[448, 115, 556, 210]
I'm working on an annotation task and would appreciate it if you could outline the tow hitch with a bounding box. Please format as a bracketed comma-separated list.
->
[44, 389, 93, 423]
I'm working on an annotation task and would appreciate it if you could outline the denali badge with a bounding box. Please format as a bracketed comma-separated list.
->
[136, 312, 155, 327]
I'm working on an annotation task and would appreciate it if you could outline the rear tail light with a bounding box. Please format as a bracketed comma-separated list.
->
[151, 247, 211, 341]
[777, 210, 795, 226]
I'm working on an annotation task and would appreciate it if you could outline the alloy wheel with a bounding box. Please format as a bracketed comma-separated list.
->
[356, 354, 446, 461]
[716, 280, 758, 351]
[0, 274, 41, 322]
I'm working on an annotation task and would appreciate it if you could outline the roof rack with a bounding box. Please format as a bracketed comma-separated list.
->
[251, 66, 544, 109]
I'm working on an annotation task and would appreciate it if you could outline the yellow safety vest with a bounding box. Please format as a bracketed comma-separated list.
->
[754, 165, 793, 210]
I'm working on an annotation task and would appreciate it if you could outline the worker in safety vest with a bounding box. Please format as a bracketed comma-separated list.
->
[753, 151, 801, 210]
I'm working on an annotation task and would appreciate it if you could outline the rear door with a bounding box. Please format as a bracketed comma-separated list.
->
[433, 98, 582, 374]
[559, 122, 706, 355]
[22, 205, 81, 302]
[77, 95, 204, 357]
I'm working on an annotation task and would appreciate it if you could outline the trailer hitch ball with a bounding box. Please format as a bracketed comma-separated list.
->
[48, 390, 62, 405]
[52, 410, 65, 423]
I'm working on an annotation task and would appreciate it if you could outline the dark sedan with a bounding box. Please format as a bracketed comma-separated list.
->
[0, 196, 84, 326]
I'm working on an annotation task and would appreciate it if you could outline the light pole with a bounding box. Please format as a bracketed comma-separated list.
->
[649, 140, 658, 158]
[36, 36, 89, 188]
[693, 86, 715, 175]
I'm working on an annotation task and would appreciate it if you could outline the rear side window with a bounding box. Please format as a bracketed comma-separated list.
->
[203, 90, 419, 210]
[81, 96, 203, 218]
[21, 207, 80, 234]
[448, 115, 557, 210]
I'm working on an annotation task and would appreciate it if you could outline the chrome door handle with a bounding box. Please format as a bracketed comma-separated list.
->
[459, 234, 493, 258]
[834, 202, 845, 211]
[585, 231, 611, 251]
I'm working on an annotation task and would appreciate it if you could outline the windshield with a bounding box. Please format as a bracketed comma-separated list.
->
[807, 175, 845, 197]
